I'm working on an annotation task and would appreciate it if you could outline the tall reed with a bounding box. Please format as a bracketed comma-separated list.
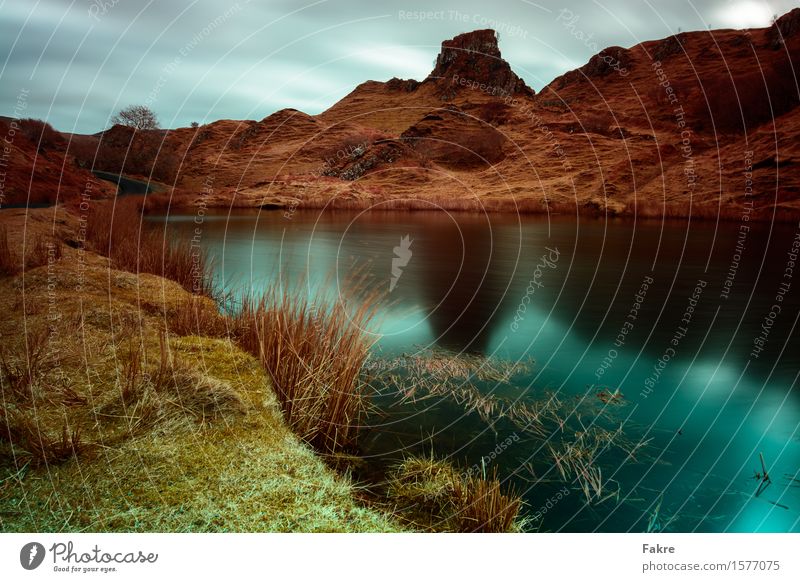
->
[86, 199, 214, 296]
[233, 283, 380, 454]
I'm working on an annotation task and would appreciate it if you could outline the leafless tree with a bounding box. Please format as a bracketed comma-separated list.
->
[111, 105, 160, 130]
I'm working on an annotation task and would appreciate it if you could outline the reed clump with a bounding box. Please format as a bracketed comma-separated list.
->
[232, 285, 379, 454]
[25, 232, 62, 270]
[86, 199, 213, 296]
[0, 327, 52, 402]
[167, 295, 229, 337]
[0, 228, 63, 276]
[389, 454, 523, 532]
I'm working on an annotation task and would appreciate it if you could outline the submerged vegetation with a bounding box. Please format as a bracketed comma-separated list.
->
[366, 347, 653, 509]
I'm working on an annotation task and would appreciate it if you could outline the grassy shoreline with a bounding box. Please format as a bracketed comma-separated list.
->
[143, 190, 800, 223]
[0, 203, 525, 532]
[0, 243, 404, 531]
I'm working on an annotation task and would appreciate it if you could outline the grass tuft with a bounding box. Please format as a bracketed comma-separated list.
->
[389, 454, 523, 532]
[233, 283, 379, 454]
[109, 333, 246, 433]
[0, 328, 52, 402]
[0, 410, 86, 467]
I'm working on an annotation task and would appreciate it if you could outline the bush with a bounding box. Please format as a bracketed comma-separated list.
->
[19, 118, 66, 153]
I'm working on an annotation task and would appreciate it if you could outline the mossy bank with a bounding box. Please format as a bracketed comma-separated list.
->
[0, 219, 402, 532]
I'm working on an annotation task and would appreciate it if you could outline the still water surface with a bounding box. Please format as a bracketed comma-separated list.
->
[153, 209, 800, 532]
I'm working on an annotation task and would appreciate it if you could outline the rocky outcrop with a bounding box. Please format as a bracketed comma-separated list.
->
[425, 29, 534, 98]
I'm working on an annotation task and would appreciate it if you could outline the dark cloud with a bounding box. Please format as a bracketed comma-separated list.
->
[1, 0, 796, 132]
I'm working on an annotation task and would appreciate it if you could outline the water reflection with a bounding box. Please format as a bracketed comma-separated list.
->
[153, 208, 800, 532]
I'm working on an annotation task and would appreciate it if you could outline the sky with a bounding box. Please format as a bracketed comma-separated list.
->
[1, 0, 798, 133]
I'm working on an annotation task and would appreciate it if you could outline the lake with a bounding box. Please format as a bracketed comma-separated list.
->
[152, 208, 800, 532]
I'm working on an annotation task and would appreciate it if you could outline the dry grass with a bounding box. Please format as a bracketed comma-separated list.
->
[0, 228, 64, 276]
[0, 327, 52, 402]
[25, 232, 62, 270]
[86, 198, 214, 296]
[620, 199, 792, 222]
[293, 193, 581, 215]
[274, 193, 800, 222]
[0, 257, 402, 532]
[107, 332, 247, 433]
[0, 226, 18, 277]
[0, 410, 86, 467]
[389, 454, 523, 532]
[454, 469, 523, 533]
[167, 295, 229, 338]
[233, 283, 379, 454]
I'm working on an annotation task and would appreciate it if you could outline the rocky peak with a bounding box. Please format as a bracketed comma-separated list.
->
[425, 29, 534, 98]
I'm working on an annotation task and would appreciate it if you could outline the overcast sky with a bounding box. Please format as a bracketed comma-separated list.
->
[1, 0, 797, 133]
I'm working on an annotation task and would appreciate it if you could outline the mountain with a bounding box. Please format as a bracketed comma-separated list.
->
[6, 10, 800, 219]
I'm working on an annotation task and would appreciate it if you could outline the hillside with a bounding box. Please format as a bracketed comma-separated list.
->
[6, 9, 800, 218]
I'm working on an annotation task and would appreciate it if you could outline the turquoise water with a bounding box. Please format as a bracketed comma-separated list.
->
[153, 209, 800, 532]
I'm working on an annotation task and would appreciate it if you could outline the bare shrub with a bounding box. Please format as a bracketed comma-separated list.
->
[111, 105, 160, 130]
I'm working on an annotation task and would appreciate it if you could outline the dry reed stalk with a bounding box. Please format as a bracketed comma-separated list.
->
[86, 199, 215, 296]
[0, 328, 52, 402]
[0, 226, 20, 276]
[168, 295, 228, 337]
[233, 282, 380, 454]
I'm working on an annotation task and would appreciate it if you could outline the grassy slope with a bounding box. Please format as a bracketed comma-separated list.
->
[0, 240, 401, 532]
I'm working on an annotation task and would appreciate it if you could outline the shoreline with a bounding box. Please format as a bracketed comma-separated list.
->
[143, 195, 800, 224]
